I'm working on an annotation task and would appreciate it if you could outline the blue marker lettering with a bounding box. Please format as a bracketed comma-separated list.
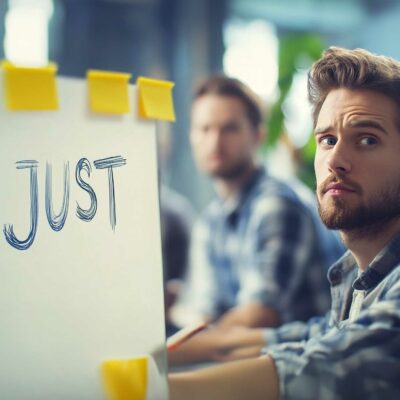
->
[45, 162, 70, 231]
[4, 160, 39, 250]
[76, 158, 97, 222]
[93, 156, 127, 230]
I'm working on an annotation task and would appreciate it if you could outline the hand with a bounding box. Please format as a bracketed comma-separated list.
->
[169, 355, 279, 400]
[168, 325, 265, 366]
[209, 325, 265, 362]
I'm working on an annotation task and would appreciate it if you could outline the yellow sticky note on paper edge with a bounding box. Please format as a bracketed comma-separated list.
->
[137, 77, 175, 121]
[1, 60, 58, 111]
[87, 70, 131, 114]
[102, 357, 148, 400]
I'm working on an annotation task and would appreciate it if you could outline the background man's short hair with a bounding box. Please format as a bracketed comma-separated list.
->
[193, 75, 264, 129]
[308, 46, 400, 127]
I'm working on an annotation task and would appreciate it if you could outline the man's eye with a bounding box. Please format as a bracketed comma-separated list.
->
[320, 136, 337, 146]
[223, 123, 240, 134]
[360, 137, 377, 145]
[198, 126, 209, 134]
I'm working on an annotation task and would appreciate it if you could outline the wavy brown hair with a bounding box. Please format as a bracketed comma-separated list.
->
[308, 46, 400, 127]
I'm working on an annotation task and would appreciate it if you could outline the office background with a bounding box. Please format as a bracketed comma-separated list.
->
[1, 0, 400, 211]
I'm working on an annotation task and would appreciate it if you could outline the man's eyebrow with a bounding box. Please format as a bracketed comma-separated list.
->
[314, 120, 389, 136]
[349, 119, 388, 135]
[314, 126, 331, 135]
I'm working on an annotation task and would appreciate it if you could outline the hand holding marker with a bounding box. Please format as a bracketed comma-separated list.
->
[167, 322, 207, 351]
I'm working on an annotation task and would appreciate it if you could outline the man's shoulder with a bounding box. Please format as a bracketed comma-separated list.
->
[192, 199, 221, 232]
[197, 198, 221, 219]
[161, 185, 196, 226]
[250, 175, 311, 217]
[380, 263, 400, 297]
[256, 174, 310, 204]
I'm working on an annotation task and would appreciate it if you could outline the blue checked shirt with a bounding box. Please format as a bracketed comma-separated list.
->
[264, 232, 400, 399]
[178, 167, 344, 323]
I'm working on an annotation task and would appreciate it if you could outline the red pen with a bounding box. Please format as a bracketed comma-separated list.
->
[166, 322, 207, 352]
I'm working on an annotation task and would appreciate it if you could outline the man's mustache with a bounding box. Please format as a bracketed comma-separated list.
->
[318, 174, 362, 194]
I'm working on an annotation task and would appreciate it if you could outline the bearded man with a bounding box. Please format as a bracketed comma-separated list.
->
[169, 47, 400, 400]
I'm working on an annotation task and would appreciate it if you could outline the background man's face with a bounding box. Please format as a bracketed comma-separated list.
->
[190, 94, 260, 180]
[314, 88, 400, 231]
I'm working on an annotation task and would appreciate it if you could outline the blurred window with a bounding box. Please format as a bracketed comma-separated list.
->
[5, 0, 53, 66]
[223, 19, 278, 101]
[283, 70, 313, 148]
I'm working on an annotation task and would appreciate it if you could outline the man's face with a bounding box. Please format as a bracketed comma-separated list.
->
[314, 88, 400, 231]
[190, 94, 261, 179]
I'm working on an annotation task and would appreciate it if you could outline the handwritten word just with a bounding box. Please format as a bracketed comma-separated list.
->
[3, 156, 127, 251]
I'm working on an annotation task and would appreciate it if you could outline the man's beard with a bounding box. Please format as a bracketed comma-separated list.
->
[317, 176, 400, 234]
[210, 159, 252, 180]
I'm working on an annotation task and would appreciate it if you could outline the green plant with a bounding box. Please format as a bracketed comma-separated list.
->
[264, 33, 325, 188]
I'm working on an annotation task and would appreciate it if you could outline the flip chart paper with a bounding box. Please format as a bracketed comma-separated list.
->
[0, 76, 168, 399]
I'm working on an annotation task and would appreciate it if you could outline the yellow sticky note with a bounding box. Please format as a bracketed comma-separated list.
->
[87, 70, 131, 114]
[102, 357, 148, 400]
[137, 77, 175, 121]
[2, 60, 58, 110]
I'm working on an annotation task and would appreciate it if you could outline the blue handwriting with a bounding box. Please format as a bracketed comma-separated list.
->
[3, 156, 127, 250]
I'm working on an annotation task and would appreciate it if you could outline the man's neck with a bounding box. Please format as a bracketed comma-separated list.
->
[214, 165, 258, 200]
[341, 218, 400, 270]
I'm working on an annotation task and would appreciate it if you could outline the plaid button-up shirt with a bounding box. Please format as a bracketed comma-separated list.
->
[178, 167, 344, 323]
[264, 233, 400, 399]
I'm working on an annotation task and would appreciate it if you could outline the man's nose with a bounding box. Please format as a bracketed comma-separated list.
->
[326, 141, 352, 174]
[208, 129, 223, 148]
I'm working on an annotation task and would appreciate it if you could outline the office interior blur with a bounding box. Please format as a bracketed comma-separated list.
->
[1, 0, 399, 211]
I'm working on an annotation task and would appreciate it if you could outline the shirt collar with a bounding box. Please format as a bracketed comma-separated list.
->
[327, 250, 356, 286]
[353, 232, 400, 290]
[328, 231, 400, 291]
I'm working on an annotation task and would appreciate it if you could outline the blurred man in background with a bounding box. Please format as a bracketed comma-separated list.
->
[172, 76, 344, 337]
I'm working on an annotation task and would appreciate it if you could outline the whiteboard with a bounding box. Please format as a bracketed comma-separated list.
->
[0, 77, 168, 399]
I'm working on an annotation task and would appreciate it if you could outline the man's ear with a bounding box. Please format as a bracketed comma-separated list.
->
[255, 126, 267, 146]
